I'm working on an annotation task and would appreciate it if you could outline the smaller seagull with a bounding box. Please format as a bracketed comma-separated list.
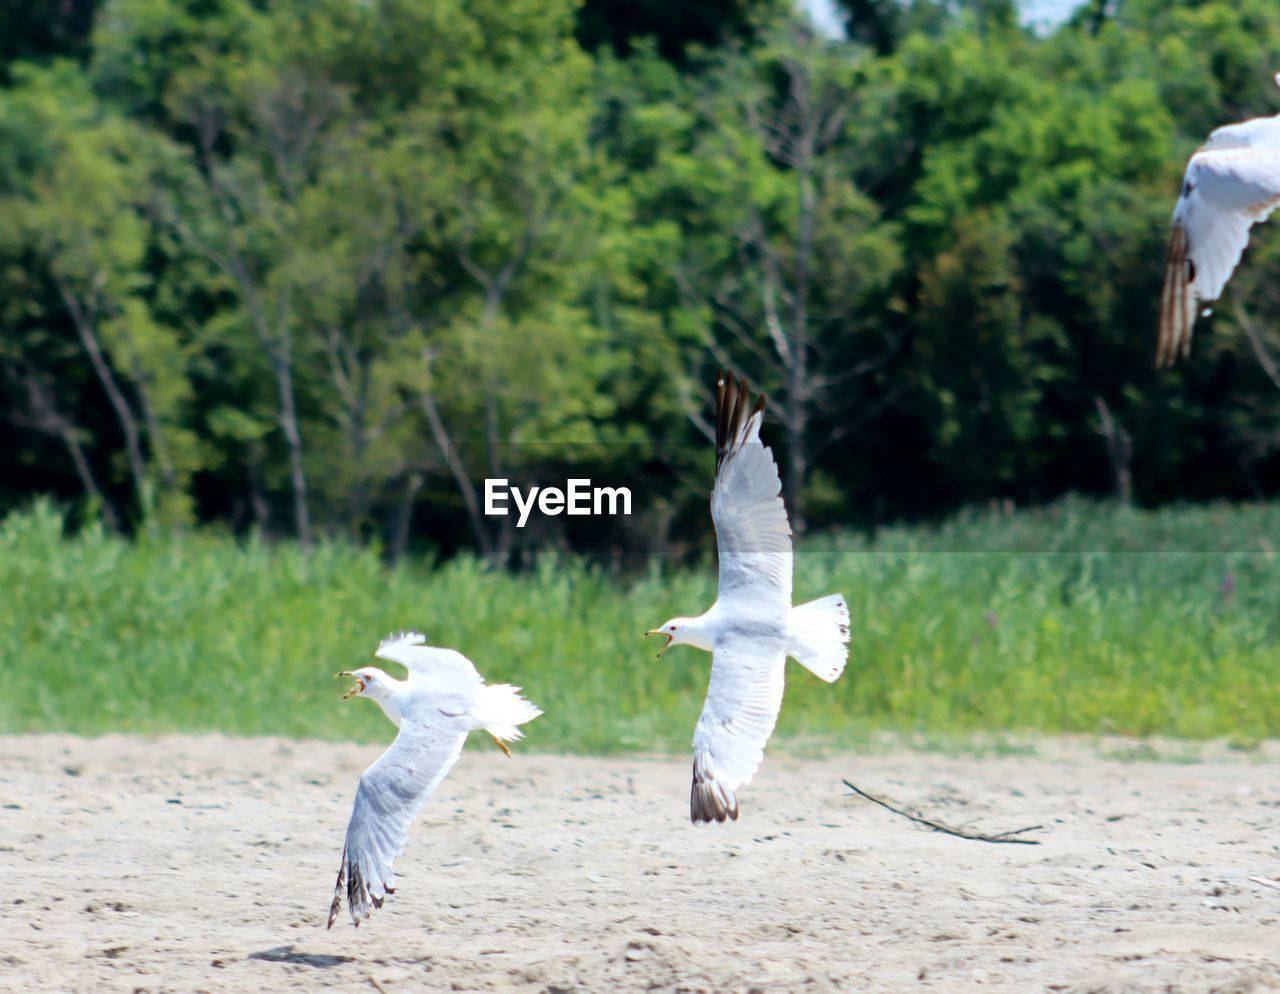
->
[646, 371, 850, 823]
[1157, 72, 1280, 367]
[327, 631, 541, 928]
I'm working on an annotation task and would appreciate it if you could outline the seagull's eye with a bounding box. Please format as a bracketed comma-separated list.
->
[671, 626, 678, 632]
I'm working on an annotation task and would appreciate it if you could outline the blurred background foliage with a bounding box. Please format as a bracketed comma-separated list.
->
[2, 0, 1280, 565]
[3, 498, 1276, 744]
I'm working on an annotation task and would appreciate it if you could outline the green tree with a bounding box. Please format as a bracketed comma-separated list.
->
[637, 25, 902, 530]
[4, 64, 198, 527]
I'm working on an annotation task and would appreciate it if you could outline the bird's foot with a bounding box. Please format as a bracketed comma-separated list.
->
[489, 733, 513, 758]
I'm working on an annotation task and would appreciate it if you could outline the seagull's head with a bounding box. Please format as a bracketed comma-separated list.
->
[645, 618, 698, 658]
[336, 666, 393, 702]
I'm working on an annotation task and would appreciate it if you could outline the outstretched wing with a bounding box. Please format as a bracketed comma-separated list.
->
[690, 632, 787, 823]
[711, 372, 793, 607]
[375, 630, 429, 661]
[1157, 147, 1280, 366]
[375, 630, 482, 683]
[327, 709, 470, 927]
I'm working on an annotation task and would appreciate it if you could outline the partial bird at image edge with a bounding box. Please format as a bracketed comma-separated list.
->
[1156, 71, 1280, 367]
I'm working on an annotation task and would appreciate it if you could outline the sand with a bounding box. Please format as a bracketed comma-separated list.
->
[1, 733, 1278, 994]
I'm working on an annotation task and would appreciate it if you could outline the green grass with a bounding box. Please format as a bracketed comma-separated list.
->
[1, 498, 1277, 750]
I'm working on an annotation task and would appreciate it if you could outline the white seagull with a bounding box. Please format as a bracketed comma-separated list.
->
[327, 631, 541, 927]
[1157, 72, 1280, 367]
[646, 372, 850, 823]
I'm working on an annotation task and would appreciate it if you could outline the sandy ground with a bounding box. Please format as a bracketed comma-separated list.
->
[2, 735, 1279, 994]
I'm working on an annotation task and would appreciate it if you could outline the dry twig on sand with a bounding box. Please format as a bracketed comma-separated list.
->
[842, 779, 1044, 845]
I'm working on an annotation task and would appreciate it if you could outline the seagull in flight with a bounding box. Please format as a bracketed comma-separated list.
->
[646, 372, 850, 823]
[328, 631, 541, 927]
[1157, 72, 1280, 367]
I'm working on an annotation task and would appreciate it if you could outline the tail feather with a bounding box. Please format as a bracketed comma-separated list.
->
[788, 593, 850, 683]
[475, 683, 542, 743]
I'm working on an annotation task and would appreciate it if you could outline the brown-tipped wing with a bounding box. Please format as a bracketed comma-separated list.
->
[327, 712, 469, 928]
[711, 371, 793, 604]
[1157, 148, 1280, 367]
[1157, 222, 1199, 368]
[715, 370, 764, 472]
[690, 632, 787, 824]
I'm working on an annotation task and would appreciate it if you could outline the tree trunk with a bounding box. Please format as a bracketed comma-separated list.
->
[13, 364, 119, 531]
[389, 471, 423, 565]
[58, 420, 116, 529]
[195, 135, 313, 547]
[418, 379, 497, 564]
[482, 384, 516, 569]
[122, 343, 179, 499]
[785, 146, 816, 535]
[347, 373, 371, 538]
[270, 344, 312, 548]
[1093, 396, 1132, 506]
[784, 405, 808, 534]
[248, 442, 271, 531]
[57, 276, 152, 524]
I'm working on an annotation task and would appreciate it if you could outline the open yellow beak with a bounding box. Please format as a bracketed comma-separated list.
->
[645, 630, 673, 659]
[336, 671, 364, 700]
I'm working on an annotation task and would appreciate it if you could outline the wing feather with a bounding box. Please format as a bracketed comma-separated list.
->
[375, 631, 482, 682]
[690, 633, 787, 824]
[711, 372, 793, 606]
[1157, 222, 1196, 367]
[328, 710, 469, 927]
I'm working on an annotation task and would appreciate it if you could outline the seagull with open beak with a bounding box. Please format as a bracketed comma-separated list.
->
[645, 620, 713, 659]
[335, 667, 407, 723]
[326, 631, 542, 928]
[643, 371, 851, 823]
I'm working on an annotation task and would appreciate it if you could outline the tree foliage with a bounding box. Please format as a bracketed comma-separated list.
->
[2, 0, 1280, 556]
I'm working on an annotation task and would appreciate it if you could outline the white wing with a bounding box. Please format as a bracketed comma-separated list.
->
[327, 705, 471, 927]
[1157, 146, 1280, 366]
[691, 632, 787, 823]
[711, 372, 793, 607]
[375, 630, 483, 683]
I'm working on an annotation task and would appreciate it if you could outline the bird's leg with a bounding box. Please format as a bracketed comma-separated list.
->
[489, 733, 513, 758]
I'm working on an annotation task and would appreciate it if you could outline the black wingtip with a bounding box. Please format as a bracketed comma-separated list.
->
[1156, 223, 1196, 370]
[327, 855, 346, 929]
[714, 369, 765, 471]
[690, 756, 741, 824]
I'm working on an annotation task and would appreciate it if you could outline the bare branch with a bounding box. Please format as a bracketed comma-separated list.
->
[843, 780, 1044, 845]
[54, 271, 151, 516]
[807, 331, 909, 391]
[674, 266, 781, 375]
[1235, 300, 1280, 393]
[761, 262, 794, 368]
[417, 351, 498, 564]
[185, 113, 312, 545]
[1093, 395, 1133, 505]
[676, 376, 716, 443]
[810, 378, 910, 457]
[5, 362, 119, 530]
[322, 323, 357, 415]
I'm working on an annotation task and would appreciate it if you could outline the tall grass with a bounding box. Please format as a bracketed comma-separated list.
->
[1, 499, 1276, 750]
